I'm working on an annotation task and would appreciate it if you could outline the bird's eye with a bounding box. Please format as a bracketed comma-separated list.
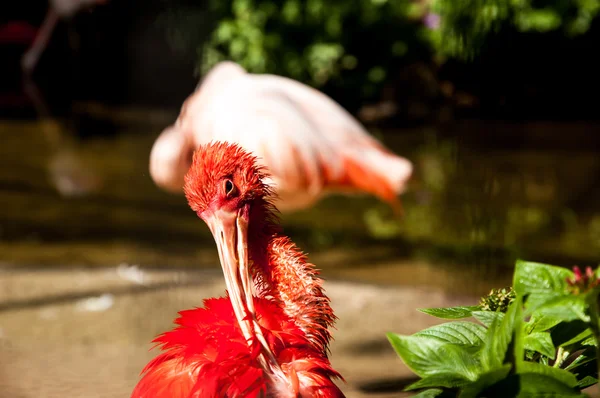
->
[224, 179, 237, 197]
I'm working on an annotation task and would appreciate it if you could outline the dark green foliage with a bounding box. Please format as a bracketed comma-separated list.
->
[388, 260, 600, 396]
[155, 0, 600, 114]
[200, 0, 432, 104]
[199, 0, 600, 79]
[429, 0, 600, 60]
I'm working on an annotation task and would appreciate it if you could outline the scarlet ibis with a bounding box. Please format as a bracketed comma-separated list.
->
[132, 142, 345, 397]
[149, 61, 413, 213]
[21, 0, 107, 73]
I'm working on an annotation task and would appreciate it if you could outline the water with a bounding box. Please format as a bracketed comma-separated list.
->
[2, 109, 600, 295]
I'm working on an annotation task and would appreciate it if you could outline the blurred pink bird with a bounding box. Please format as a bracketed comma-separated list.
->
[150, 61, 413, 213]
[21, 0, 107, 73]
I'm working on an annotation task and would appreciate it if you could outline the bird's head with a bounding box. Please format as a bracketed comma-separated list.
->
[184, 142, 276, 361]
[184, 141, 270, 217]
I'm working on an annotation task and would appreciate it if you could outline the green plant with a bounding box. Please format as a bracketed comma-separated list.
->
[201, 0, 432, 105]
[427, 0, 600, 60]
[387, 260, 600, 396]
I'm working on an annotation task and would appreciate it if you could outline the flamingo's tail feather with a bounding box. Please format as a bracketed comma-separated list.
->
[333, 149, 412, 216]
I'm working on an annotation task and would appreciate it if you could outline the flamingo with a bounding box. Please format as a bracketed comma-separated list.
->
[149, 61, 413, 213]
[132, 142, 345, 397]
[21, 0, 107, 74]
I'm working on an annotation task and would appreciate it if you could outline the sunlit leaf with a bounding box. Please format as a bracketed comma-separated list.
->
[511, 295, 525, 372]
[479, 297, 521, 371]
[523, 332, 555, 359]
[412, 389, 445, 398]
[560, 328, 593, 348]
[513, 260, 573, 310]
[414, 321, 486, 347]
[518, 362, 577, 388]
[418, 306, 480, 319]
[581, 335, 597, 346]
[405, 373, 470, 390]
[534, 295, 589, 323]
[472, 310, 504, 328]
[526, 312, 562, 334]
[577, 375, 598, 389]
[551, 320, 591, 348]
[387, 333, 480, 380]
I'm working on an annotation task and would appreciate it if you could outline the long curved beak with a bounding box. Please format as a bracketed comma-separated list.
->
[202, 208, 281, 374]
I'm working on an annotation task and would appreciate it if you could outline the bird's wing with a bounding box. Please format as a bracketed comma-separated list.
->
[252, 74, 413, 205]
[253, 74, 384, 150]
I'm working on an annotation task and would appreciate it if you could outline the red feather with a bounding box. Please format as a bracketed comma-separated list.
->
[132, 297, 344, 398]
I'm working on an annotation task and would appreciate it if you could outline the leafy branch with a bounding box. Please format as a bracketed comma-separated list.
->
[388, 260, 600, 396]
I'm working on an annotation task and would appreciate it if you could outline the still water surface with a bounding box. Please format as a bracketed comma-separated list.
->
[2, 108, 599, 296]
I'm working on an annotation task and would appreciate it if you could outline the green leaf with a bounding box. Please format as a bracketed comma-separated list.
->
[482, 373, 585, 397]
[386, 333, 480, 380]
[405, 373, 470, 390]
[518, 362, 578, 388]
[564, 348, 596, 372]
[577, 375, 598, 388]
[412, 389, 445, 398]
[513, 260, 574, 311]
[472, 311, 504, 328]
[581, 335, 597, 346]
[534, 295, 590, 323]
[511, 295, 525, 372]
[551, 320, 590, 347]
[418, 306, 480, 319]
[480, 296, 522, 371]
[478, 311, 506, 371]
[523, 332, 556, 359]
[414, 321, 487, 347]
[458, 364, 512, 398]
[560, 328, 593, 348]
[526, 313, 562, 334]
[513, 260, 573, 297]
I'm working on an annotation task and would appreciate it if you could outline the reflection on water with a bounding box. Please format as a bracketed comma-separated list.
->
[1, 108, 600, 295]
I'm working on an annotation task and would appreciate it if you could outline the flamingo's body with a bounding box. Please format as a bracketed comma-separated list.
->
[150, 61, 413, 212]
[133, 142, 344, 397]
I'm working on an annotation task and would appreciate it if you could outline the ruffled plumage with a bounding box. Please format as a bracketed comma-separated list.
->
[132, 297, 344, 398]
[134, 142, 345, 398]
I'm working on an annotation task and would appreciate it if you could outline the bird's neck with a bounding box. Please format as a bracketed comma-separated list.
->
[247, 199, 335, 352]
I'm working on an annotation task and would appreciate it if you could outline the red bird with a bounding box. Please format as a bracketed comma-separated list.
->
[149, 61, 413, 213]
[132, 142, 345, 397]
